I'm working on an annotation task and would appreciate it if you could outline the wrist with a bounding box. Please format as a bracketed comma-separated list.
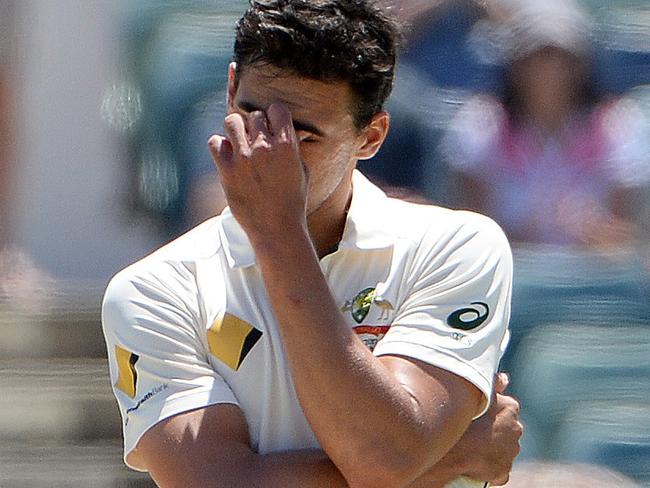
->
[250, 222, 313, 260]
[435, 443, 471, 480]
[409, 461, 458, 488]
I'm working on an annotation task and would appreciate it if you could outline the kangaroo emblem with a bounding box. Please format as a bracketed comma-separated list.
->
[373, 296, 394, 320]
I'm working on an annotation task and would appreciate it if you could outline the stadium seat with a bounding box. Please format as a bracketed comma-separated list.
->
[510, 323, 650, 454]
[552, 402, 650, 486]
[502, 245, 650, 374]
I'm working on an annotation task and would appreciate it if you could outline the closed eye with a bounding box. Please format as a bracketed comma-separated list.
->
[297, 132, 320, 143]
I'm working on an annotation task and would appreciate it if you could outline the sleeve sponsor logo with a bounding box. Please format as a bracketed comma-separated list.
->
[446, 302, 490, 331]
[114, 345, 139, 399]
[208, 313, 262, 371]
[125, 384, 169, 422]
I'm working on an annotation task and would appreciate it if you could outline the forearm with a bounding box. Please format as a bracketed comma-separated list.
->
[152, 445, 464, 488]
[247, 447, 459, 488]
[150, 447, 349, 488]
[246, 446, 460, 488]
[242, 449, 349, 488]
[253, 228, 470, 487]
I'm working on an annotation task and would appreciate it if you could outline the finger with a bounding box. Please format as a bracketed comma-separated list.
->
[495, 372, 510, 393]
[208, 135, 233, 172]
[496, 393, 521, 415]
[224, 113, 251, 158]
[492, 474, 510, 486]
[267, 102, 297, 145]
[247, 110, 272, 144]
[506, 395, 521, 416]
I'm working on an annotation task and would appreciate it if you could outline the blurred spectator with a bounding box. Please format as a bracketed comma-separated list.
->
[0, 0, 15, 246]
[504, 461, 642, 488]
[117, 2, 242, 237]
[362, 0, 498, 203]
[441, 0, 650, 248]
[0, 0, 58, 300]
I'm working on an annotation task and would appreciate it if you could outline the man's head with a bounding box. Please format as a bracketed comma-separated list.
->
[233, 0, 400, 130]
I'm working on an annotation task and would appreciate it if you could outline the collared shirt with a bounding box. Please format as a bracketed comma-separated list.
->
[102, 170, 512, 472]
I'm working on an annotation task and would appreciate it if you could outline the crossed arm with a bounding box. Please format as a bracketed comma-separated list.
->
[135, 103, 522, 487]
[138, 377, 520, 488]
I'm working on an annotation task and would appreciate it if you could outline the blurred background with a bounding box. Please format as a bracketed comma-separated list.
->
[0, 0, 648, 486]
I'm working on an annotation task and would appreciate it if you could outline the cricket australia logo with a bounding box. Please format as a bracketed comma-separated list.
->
[341, 287, 394, 324]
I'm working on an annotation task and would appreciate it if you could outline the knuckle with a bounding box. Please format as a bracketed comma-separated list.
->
[516, 421, 524, 437]
[238, 148, 252, 160]
[224, 113, 240, 128]
[275, 131, 290, 144]
[504, 398, 520, 416]
[251, 141, 273, 159]
[252, 140, 272, 154]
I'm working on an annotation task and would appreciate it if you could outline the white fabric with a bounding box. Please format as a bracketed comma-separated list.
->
[102, 170, 512, 476]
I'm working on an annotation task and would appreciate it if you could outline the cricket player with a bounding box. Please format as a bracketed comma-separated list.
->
[102, 1, 522, 486]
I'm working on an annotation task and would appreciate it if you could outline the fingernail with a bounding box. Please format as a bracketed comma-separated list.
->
[208, 135, 220, 150]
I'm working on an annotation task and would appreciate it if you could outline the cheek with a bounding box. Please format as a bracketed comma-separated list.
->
[299, 131, 361, 177]
[298, 143, 319, 163]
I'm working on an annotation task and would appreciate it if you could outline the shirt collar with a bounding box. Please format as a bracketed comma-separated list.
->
[219, 169, 394, 269]
[338, 170, 394, 251]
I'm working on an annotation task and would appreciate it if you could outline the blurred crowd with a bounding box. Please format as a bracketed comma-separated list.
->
[376, 0, 649, 252]
[0, 0, 649, 486]
[109, 0, 650, 255]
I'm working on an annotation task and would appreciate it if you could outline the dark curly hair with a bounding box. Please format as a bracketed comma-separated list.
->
[233, 0, 401, 129]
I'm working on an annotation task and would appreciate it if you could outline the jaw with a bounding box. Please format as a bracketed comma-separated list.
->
[306, 165, 355, 256]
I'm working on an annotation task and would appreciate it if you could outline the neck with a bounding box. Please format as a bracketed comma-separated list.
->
[307, 172, 354, 259]
[524, 95, 574, 135]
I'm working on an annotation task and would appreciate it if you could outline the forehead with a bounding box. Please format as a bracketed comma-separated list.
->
[234, 64, 356, 129]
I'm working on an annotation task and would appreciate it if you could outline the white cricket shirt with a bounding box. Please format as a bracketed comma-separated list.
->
[102, 170, 512, 481]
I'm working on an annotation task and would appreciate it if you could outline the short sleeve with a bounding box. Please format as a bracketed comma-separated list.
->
[101, 260, 238, 471]
[373, 212, 512, 418]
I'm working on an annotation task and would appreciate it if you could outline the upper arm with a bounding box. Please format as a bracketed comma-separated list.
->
[379, 355, 483, 455]
[374, 213, 512, 418]
[101, 263, 239, 470]
[137, 403, 254, 488]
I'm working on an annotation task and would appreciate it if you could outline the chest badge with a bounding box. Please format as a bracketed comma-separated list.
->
[341, 287, 394, 324]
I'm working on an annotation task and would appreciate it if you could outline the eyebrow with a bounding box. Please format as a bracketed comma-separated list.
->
[237, 101, 325, 138]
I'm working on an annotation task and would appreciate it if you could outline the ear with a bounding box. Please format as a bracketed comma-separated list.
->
[226, 62, 238, 113]
[355, 111, 390, 161]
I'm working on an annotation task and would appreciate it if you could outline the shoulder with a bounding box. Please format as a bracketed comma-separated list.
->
[102, 217, 224, 325]
[382, 199, 513, 287]
[386, 198, 509, 254]
[141, 216, 223, 264]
